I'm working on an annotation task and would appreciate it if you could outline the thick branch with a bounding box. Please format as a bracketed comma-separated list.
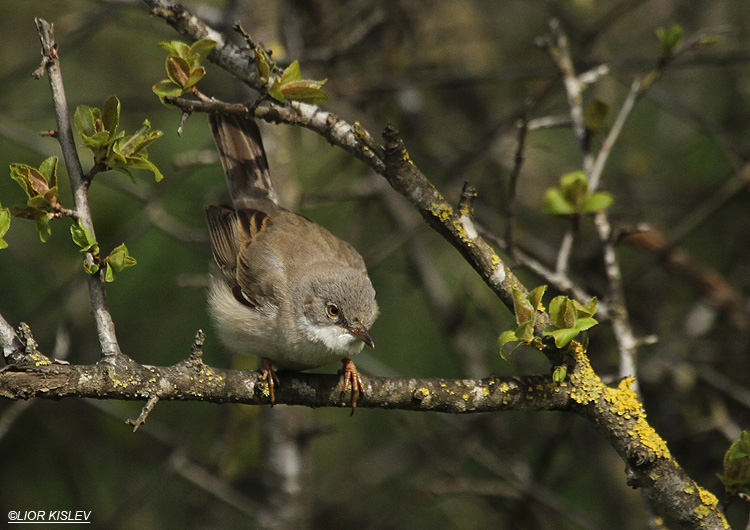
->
[0, 358, 567, 414]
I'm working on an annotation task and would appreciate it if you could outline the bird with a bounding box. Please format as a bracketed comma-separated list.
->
[205, 112, 378, 407]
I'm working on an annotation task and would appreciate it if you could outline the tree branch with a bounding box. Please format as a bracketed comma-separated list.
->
[33, 18, 121, 358]
[0, 356, 567, 414]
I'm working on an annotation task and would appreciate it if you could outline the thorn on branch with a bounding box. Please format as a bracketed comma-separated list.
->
[232, 22, 261, 53]
[32, 18, 57, 79]
[352, 121, 383, 158]
[177, 110, 192, 137]
[125, 393, 160, 432]
[382, 123, 413, 175]
[2, 323, 53, 368]
[458, 182, 477, 219]
[189, 329, 206, 364]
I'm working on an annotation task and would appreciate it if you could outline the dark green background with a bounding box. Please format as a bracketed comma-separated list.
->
[1, 1, 749, 528]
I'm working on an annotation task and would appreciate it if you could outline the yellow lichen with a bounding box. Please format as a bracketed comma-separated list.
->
[430, 202, 454, 223]
[698, 487, 718, 507]
[684, 486, 695, 495]
[30, 352, 52, 366]
[451, 218, 468, 239]
[569, 345, 604, 405]
[417, 387, 430, 397]
[570, 347, 671, 459]
[693, 505, 710, 519]
[604, 377, 671, 459]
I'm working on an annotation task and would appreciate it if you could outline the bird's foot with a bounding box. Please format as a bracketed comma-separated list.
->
[339, 357, 365, 412]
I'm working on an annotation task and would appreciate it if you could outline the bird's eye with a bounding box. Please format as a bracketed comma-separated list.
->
[326, 304, 340, 319]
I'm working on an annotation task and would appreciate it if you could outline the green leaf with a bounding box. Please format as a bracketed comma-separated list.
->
[581, 191, 614, 213]
[512, 288, 534, 325]
[119, 156, 165, 183]
[543, 188, 575, 215]
[549, 296, 569, 329]
[560, 171, 589, 209]
[111, 166, 136, 183]
[574, 317, 598, 332]
[268, 79, 285, 102]
[657, 23, 684, 56]
[187, 39, 216, 65]
[105, 243, 137, 281]
[105, 120, 164, 182]
[34, 213, 51, 243]
[0, 206, 10, 249]
[574, 296, 598, 318]
[719, 431, 750, 496]
[38, 157, 58, 190]
[10, 163, 51, 198]
[105, 263, 115, 282]
[113, 121, 163, 158]
[515, 322, 534, 343]
[280, 60, 302, 85]
[158, 41, 189, 57]
[82, 259, 99, 275]
[185, 66, 206, 88]
[562, 298, 577, 328]
[255, 48, 273, 84]
[74, 105, 98, 139]
[102, 96, 120, 137]
[527, 285, 547, 313]
[27, 191, 56, 211]
[498, 330, 519, 359]
[70, 219, 97, 253]
[545, 328, 580, 349]
[166, 55, 192, 88]
[152, 79, 185, 98]
[279, 80, 329, 104]
[552, 365, 567, 384]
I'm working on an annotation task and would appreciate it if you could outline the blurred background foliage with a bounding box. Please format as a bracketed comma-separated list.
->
[1, 0, 749, 528]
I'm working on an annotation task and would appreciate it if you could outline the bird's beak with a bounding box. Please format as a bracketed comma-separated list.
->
[348, 324, 375, 348]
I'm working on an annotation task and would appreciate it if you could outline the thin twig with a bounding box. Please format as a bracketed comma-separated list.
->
[545, 19, 594, 174]
[505, 115, 528, 253]
[125, 394, 160, 432]
[33, 18, 121, 358]
[588, 78, 641, 192]
[543, 19, 641, 387]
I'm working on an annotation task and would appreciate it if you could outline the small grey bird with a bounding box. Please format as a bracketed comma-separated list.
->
[205, 112, 378, 407]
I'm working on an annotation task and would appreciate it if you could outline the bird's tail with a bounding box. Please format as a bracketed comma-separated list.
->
[208, 112, 279, 211]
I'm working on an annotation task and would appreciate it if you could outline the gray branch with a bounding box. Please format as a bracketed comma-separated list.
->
[33, 18, 121, 358]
